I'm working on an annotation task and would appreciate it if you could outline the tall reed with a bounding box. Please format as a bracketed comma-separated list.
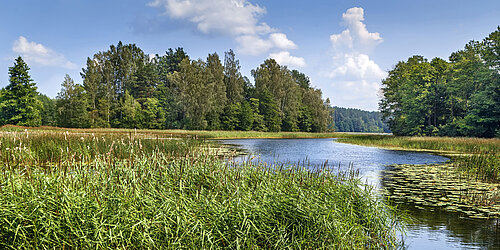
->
[0, 130, 404, 248]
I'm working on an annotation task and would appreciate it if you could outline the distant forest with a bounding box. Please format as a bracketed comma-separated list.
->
[332, 107, 390, 133]
[380, 27, 499, 138]
[0, 45, 332, 132]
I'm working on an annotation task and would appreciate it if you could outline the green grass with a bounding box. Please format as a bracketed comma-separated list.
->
[336, 135, 500, 153]
[0, 124, 361, 139]
[0, 128, 404, 248]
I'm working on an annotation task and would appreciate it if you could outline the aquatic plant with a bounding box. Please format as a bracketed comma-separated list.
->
[382, 164, 500, 219]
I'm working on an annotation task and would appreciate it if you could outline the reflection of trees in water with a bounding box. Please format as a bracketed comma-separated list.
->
[400, 203, 499, 248]
[380, 167, 499, 248]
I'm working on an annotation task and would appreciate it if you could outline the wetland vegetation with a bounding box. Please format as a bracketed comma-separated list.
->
[0, 127, 404, 248]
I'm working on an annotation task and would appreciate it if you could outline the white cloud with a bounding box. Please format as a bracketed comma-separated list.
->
[236, 35, 273, 56]
[236, 32, 297, 56]
[269, 51, 306, 68]
[148, 0, 271, 36]
[330, 7, 382, 53]
[12, 36, 76, 69]
[330, 53, 386, 80]
[148, 0, 302, 58]
[269, 33, 297, 50]
[327, 7, 385, 110]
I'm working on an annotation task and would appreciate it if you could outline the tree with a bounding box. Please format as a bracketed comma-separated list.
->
[80, 42, 148, 128]
[259, 89, 281, 132]
[169, 58, 210, 129]
[117, 90, 140, 128]
[0, 56, 42, 126]
[156, 48, 189, 129]
[224, 50, 245, 104]
[137, 98, 166, 129]
[238, 101, 254, 131]
[379, 27, 500, 137]
[206, 53, 226, 130]
[463, 27, 500, 137]
[56, 75, 89, 128]
[37, 94, 56, 126]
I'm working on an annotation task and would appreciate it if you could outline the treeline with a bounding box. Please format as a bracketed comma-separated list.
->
[333, 107, 390, 133]
[380, 27, 500, 138]
[0, 43, 331, 132]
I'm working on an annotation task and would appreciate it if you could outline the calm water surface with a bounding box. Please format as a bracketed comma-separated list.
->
[218, 138, 499, 250]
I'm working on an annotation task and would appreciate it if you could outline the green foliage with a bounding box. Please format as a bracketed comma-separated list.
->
[221, 103, 241, 130]
[4, 44, 331, 132]
[36, 94, 56, 126]
[0, 56, 42, 127]
[224, 49, 245, 104]
[118, 90, 141, 128]
[137, 97, 166, 129]
[333, 106, 390, 133]
[258, 90, 281, 132]
[380, 27, 500, 137]
[56, 75, 90, 128]
[0, 130, 403, 249]
[238, 101, 254, 131]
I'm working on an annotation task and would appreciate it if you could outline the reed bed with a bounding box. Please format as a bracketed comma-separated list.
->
[0, 124, 344, 139]
[0, 129, 404, 249]
[336, 135, 500, 153]
[454, 150, 500, 183]
[0, 130, 199, 168]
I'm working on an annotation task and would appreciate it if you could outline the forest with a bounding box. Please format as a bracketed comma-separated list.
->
[332, 106, 390, 133]
[380, 27, 500, 138]
[0, 45, 331, 132]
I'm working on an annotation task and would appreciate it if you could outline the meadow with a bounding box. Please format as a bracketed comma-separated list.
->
[0, 126, 403, 248]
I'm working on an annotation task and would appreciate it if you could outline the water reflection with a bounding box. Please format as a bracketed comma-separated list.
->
[397, 204, 500, 249]
[218, 138, 497, 249]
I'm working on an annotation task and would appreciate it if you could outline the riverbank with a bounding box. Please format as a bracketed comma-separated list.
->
[335, 135, 500, 219]
[0, 127, 404, 248]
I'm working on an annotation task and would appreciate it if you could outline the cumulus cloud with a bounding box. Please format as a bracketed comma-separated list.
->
[330, 7, 382, 53]
[330, 53, 386, 80]
[148, 0, 271, 36]
[148, 0, 303, 60]
[236, 32, 297, 56]
[269, 33, 297, 50]
[12, 36, 76, 69]
[269, 51, 306, 68]
[327, 7, 385, 110]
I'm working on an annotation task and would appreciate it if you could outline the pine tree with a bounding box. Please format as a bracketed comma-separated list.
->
[0, 56, 42, 126]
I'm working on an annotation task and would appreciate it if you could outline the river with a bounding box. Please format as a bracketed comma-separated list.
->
[218, 138, 499, 249]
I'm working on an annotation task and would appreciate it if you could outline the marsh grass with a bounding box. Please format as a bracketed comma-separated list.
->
[454, 150, 500, 183]
[336, 135, 500, 153]
[0, 130, 200, 168]
[0, 128, 404, 249]
[0, 124, 345, 139]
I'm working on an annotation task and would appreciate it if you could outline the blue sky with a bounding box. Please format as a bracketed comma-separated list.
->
[1, 0, 499, 110]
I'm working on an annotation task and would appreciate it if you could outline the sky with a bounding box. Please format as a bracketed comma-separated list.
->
[0, 0, 499, 111]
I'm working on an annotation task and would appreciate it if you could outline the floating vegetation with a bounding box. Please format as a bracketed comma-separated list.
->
[383, 164, 500, 219]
